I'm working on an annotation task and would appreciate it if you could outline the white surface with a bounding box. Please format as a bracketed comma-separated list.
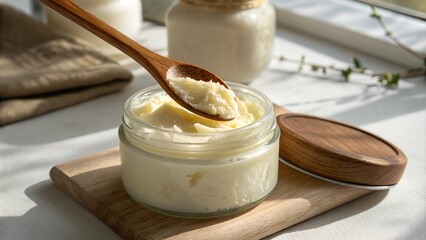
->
[1, 16, 426, 240]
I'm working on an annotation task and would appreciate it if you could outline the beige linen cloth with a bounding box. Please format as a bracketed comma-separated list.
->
[0, 4, 133, 125]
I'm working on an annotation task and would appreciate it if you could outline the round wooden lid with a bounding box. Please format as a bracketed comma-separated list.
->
[277, 113, 407, 189]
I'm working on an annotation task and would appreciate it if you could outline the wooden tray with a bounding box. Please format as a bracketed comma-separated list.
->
[50, 147, 371, 240]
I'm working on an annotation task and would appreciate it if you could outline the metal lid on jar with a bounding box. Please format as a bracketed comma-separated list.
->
[277, 113, 408, 190]
[181, 0, 267, 9]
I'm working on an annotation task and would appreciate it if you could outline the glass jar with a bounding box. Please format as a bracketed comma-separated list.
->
[45, 0, 142, 56]
[119, 83, 280, 218]
[166, 0, 276, 84]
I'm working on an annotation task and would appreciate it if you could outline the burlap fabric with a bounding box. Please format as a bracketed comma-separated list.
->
[0, 4, 133, 125]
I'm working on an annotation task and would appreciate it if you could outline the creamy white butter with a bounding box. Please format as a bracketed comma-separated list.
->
[120, 84, 279, 217]
[120, 137, 279, 214]
[166, 77, 238, 120]
[167, 1, 276, 84]
[132, 92, 262, 133]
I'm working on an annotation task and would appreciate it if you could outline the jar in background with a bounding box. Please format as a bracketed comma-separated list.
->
[45, 0, 142, 56]
[119, 83, 280, 218]
[166, 0, 276, 84]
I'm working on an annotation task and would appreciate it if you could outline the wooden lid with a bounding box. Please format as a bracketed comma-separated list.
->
[277, 113, 407, 188]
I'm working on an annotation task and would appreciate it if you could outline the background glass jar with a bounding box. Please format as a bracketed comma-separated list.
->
[45, 0, 142, 56]
[166, 0, 276, 84]
[119, 83, 280, 218]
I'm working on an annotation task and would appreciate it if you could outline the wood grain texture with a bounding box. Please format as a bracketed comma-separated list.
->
[278, 114, 407, 186]
[50, 147, 371, 240]
[40, 0, 233, 121]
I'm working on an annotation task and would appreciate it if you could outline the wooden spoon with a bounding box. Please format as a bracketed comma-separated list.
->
[41, 0, 234, 121]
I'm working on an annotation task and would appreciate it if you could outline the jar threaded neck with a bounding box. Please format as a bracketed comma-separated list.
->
[181, 0, 267, 9]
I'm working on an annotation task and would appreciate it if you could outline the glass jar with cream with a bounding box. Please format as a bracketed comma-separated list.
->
[166, 0, 276, 84]
[119, 83, 279, 218]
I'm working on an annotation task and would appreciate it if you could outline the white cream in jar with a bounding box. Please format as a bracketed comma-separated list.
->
[119, 83, 279, 218]
[166, 0, 276, 84]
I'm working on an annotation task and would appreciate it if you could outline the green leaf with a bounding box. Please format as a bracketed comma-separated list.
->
[341, 68, 352, 81]
[353, 57, 362, 69]
[386, 74, 400, 87]
[311, 65, 319, 72]
[378, 73, 400, 88]
[370, 5, 381, 19]
[384, 73, 392, 81]
[353, 57, 367, 73]
[393, 73, 400, 81]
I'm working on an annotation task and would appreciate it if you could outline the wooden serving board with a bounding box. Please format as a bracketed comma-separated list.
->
[50, 147, 371, 240]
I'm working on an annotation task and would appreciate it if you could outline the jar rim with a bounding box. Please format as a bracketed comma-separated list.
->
[121, 82, 277, 158]
[119, 125, 280, 164]
[122, 82, 274, 139]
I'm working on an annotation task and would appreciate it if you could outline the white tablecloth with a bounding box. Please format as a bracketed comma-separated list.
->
[1, 22, 425, 240]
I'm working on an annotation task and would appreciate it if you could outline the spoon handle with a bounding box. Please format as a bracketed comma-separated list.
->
[41, 0, 171, 80]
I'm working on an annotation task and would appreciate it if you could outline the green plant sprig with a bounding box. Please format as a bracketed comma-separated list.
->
[276, 5, 426, 88]
[276, 55, 425, 88]
[370, 6, 426, 62]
